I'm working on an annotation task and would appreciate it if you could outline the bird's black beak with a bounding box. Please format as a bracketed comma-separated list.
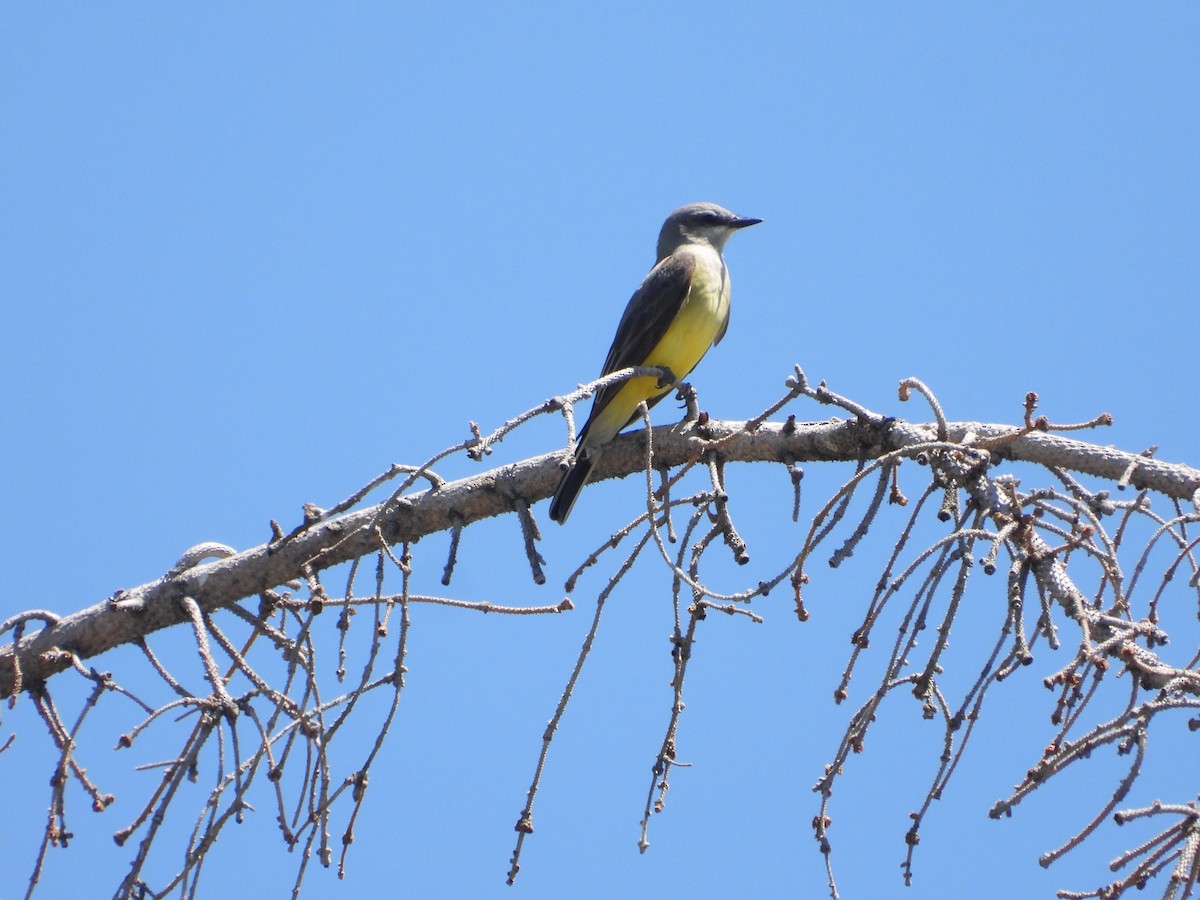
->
[732, 216, 763, 229]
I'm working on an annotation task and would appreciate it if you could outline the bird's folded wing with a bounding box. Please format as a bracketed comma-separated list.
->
[590, 252, 696, 414]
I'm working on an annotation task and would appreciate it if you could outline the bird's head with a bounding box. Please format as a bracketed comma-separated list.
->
[656, 202, 761, 261]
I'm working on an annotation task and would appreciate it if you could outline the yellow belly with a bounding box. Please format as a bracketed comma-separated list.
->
[584, 254, 729, 448]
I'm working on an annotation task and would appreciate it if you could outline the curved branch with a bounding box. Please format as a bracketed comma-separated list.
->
[3, 416, 1197, 698]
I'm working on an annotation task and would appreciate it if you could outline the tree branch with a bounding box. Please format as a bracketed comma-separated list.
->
[3, 416, 1197, 699]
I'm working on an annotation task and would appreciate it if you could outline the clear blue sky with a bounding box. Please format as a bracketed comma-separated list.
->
[2, 5, 1198, 899]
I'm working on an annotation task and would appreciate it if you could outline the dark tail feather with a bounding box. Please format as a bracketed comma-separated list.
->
[548, 455, 595, 524]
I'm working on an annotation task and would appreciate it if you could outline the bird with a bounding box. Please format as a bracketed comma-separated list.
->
[548, 202, 761, 524]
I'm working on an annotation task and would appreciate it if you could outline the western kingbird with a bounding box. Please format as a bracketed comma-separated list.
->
[549, 202, 761, 524]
